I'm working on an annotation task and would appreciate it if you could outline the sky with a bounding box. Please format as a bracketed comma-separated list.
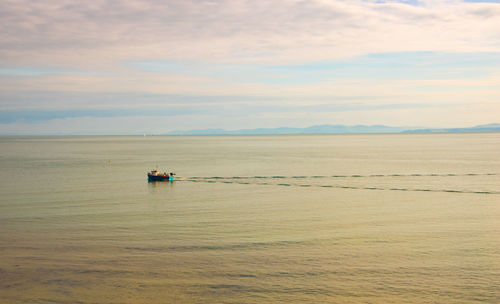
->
[0, 0, 499, 135]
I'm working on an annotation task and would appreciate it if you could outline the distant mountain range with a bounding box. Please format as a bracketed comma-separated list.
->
[164, 123, 500, 135]
[402, 123, 500, 133]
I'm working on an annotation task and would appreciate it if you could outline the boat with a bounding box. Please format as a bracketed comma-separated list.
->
[147, 170, 175, 182]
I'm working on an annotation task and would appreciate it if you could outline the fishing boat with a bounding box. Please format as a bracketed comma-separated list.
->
[147, 170, 175, 182]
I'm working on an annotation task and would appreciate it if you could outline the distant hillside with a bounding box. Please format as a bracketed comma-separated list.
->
[165, 124, 500, 135]
[403, 123, 500, 133]
[165, 125, 411, 135]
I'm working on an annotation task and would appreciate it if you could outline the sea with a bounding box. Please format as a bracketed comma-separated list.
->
[1, 133, 499, 303]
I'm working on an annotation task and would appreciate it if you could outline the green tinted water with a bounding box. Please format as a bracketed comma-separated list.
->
[1, 134, 499, 303]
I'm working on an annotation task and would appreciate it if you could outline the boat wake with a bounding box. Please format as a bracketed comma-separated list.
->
[177, 173, 500, 195]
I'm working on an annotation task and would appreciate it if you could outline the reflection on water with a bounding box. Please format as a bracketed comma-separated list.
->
[147, 179, 175, 193]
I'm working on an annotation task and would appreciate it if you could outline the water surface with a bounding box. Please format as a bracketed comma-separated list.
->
[1, 134, 499, 303]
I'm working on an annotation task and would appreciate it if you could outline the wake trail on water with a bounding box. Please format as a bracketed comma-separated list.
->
[186, 173, 497, 180]
[175, 173, 500, 195]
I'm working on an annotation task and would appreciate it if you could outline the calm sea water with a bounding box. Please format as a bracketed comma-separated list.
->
[1, 134, 499, 303]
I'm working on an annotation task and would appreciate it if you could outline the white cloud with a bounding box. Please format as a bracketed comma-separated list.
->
[1, 0, 499, 132]
[1, 0, 500, 67]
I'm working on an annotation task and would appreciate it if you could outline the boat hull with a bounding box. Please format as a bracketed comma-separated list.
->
[148, 174, 173, 182]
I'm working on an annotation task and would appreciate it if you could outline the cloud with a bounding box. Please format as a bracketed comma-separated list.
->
[0, 0, 499, 133]
[1, 0, 500, 67]
[1, 100, 499, 135]
[0, 100, 457, 123]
